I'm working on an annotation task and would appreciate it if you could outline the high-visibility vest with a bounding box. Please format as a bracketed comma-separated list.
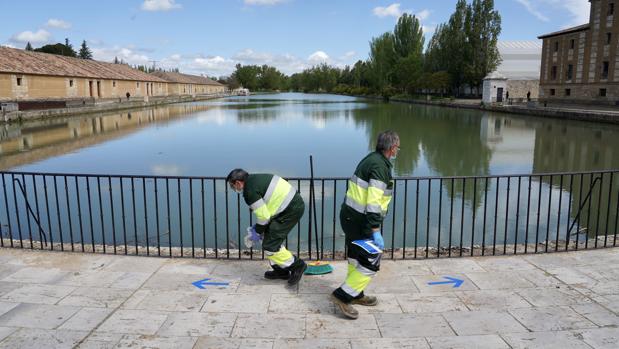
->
[248, 175, 296, 225]
[344, 152, 393, 218]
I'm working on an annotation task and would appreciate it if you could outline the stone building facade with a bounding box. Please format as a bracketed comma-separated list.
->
[0, 47, 226, 103]
[150, 71, 224, 97]
[539, 0, 618, 105]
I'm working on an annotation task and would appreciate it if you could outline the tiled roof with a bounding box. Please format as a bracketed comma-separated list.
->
[150, 71, 224, 86]
[538, 24, 590, 39]
[0, 47, 167, 82]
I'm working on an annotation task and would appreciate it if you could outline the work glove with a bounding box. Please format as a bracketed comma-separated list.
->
[244, 225, 262, 248]
[372, 231, 385, 250]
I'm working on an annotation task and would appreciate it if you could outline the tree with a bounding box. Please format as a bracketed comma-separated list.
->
[232, 64, 261, 91]
[393, 14, 424, 59]
[25, 42, 33, 51]
[113, 56, 119, 64]
[78, 40, 93, 59]
[368, 32, 397, 92]
[34, 43, 77, 57]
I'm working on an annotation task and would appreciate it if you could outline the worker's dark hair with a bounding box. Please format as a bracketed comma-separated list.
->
[226, 169, 249, 183]
[375, 130, 400, 152]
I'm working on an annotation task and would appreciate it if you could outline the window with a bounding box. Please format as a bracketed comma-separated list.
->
[567, 64, 573, 80]
[550, 89, 556, 96]
[565, 89, 571, 96]
[610, 3, 615, 15]
[602, 61, 610, 79]
[137, 82, 140, 88]
[600, 88, 607, 97]
[554, 42, 559, 52]
[551, 66, 558, 80]
[570, 39, 575, 49]
[16, 77, 22, 86]
[69, 79, 73, 87]
[607, 33, 612, 45]
[113, 81, 116, 87]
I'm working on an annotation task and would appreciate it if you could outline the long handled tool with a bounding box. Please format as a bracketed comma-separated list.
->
[305, 155, 333, 275]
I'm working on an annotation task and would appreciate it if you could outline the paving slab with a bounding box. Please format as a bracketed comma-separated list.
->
[508, 306, 598, 332]
[306, 314, 380, 339]
[232, 313, 306, 339]
[156, 311, 237, 337]
[442, 309, 528, 335]
[0, 328, 88, 349]
[374, 313, 455, 338]
[426, 334, 510, 349]
[95, 309, 169, 335]
[0, 247, 618, 347]
[113, 334, 197, 349]
[0, 303, 80, 329]
[502, 331, 595, 349]
[58, 307, 114, 332]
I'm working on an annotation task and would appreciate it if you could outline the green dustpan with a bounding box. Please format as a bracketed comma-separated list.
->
[305, 261, 334, 275]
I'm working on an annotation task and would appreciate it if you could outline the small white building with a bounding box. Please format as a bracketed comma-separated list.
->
[483, 71, 508, 104]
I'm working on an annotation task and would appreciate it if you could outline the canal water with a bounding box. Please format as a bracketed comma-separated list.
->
[1, 93, 618, 255]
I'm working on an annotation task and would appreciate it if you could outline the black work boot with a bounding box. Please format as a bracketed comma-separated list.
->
[264, 265, 290, 280]
[287, 259, 307, 286]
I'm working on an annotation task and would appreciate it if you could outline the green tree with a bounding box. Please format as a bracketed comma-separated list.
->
[34, 42, 77, 57]
[78, 40, 93, 59]
[393, 13, 424, 58]
[232, 64, 262, 91]
[368, 32, 397, 92]
[25, 42, 33, 51]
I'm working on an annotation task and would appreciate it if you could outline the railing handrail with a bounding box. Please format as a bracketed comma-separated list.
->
[1, 169, 618, 181]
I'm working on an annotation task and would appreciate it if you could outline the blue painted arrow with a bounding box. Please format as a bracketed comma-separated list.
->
[192, 278, 229, 289]
[427, 276, 464, 288]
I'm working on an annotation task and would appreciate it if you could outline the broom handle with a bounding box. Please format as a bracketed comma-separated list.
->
[310, 155, 320, 258]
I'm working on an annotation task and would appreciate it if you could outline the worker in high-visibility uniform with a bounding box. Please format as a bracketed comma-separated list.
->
[331, 130, 399, 319]
[226, 169, 307, 285]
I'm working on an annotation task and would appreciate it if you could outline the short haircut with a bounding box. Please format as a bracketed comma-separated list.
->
[226, 169, 249, 183]
[375, 130, 400, 152]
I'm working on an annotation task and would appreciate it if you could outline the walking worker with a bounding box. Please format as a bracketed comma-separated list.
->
[226, 169, 307, 285]
[331, 130, 399, 319]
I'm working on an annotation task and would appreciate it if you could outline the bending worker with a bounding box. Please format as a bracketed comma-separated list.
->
[331, 130, 399, 319]
[226, 169, 307, 285]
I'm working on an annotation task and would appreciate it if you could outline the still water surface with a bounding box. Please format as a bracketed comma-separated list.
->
[3, 93, 619, 176]
[1, 93, 618, 253]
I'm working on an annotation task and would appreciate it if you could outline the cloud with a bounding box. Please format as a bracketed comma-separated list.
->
[91, 45, 151, 65]
[416, 9, 431, 21]
[373, 3, 402, 18]
[308, 51, 330, 64]
[45, 19, 71, 29]
[151, 165, 182, 176]
[244, 0, 285, 5]
[515, 0, 549, 22]
[340, 51, 356, 60]
[141, 0, 182, 12]
[10, 29, 52, 44]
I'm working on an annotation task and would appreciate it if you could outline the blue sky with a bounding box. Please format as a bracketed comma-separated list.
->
[1, 0, 590, 76]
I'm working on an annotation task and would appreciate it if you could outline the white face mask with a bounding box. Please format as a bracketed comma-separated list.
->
[233, 187, 242, 194]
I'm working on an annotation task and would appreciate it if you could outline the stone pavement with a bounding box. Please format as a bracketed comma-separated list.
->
[0, 248, 618, 348]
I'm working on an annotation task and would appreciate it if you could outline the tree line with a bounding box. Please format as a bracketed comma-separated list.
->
[25, 38, 94, 60]
[228, 0, 501, 99]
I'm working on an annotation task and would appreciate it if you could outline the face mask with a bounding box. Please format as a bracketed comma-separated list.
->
[233, 186, 242, 194]
[390, 155, 397, 161]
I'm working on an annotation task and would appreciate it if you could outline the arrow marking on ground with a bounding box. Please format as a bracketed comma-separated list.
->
[427, 276, 464, 288]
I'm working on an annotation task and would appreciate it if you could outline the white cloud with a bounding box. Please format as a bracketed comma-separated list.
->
[244, 0, 285, 5]
[46, 19, 72, 29]
[92, 46, 151, 65]
[516, 0, 549, 22]
[340, 51, 356, 60]
[10, 29, 52, 44]
[373, 3, 402, 18]
[141, 0, 182, 12]
[308, 51, 330, 64]
[416, 9, 431, 21]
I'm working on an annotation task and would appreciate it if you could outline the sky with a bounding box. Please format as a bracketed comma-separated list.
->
[0, 0, 591, 77]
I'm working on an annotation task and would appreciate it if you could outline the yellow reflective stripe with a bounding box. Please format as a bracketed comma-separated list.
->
[265, 177, 294, 216]
[367, 185, 385, 215]
[274, 188, 296, 216]
[340, 261, 373, 296]
[345, 196, 366, 214]
[250, 199, 271, 224]
[265, 246, 294, 268]
[345, 180, 367, 209]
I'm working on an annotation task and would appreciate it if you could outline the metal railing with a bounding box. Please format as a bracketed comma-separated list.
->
[1, 170, 617, 260]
